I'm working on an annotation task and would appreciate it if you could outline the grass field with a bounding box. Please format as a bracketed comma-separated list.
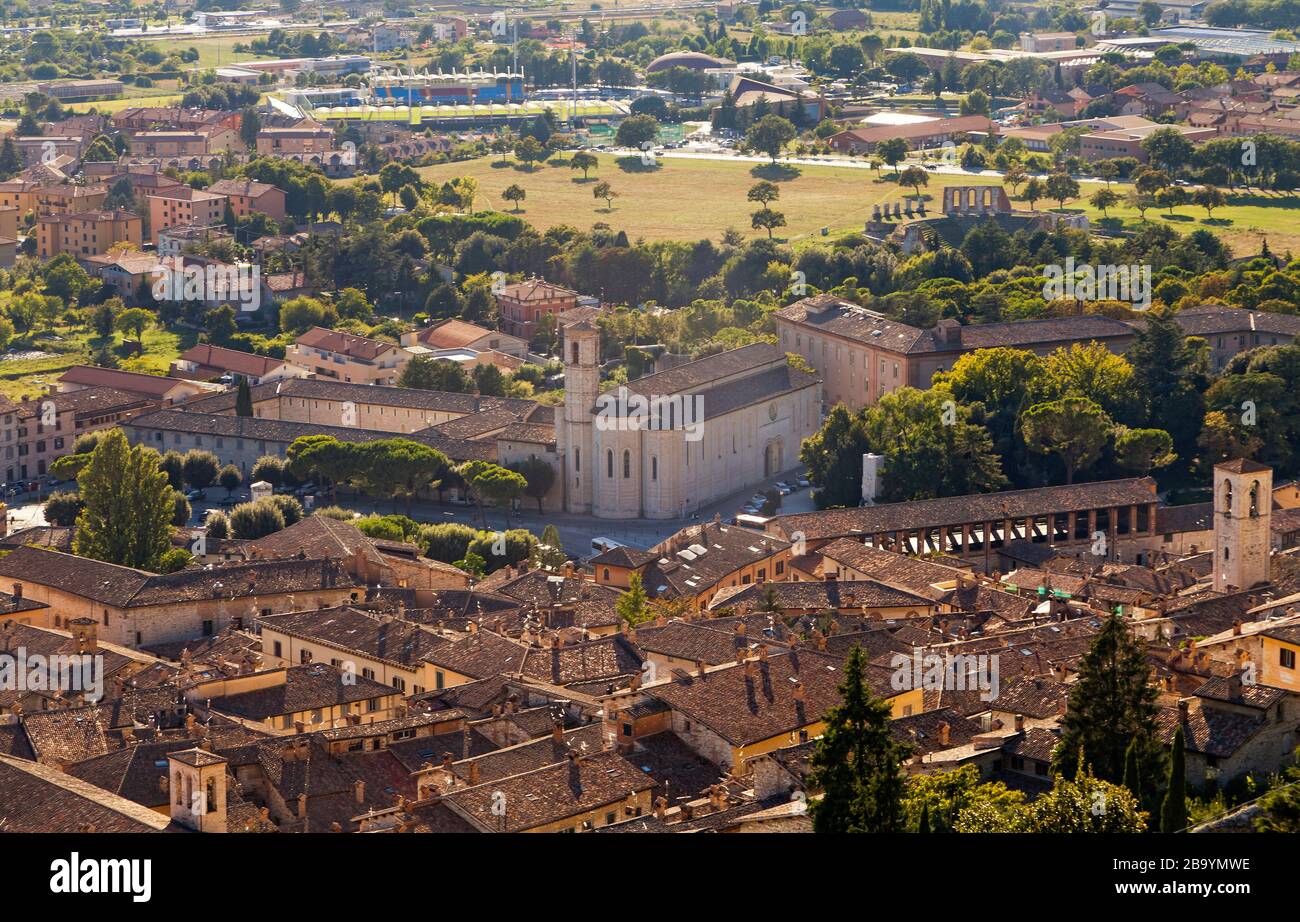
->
[63, 92, 184, 114]
[415, 153, 1010, 243]
[413, 152, 1300, 255]
[150, 36, 261, 69]
[0, 326, 190, 402]
[1067, 186, 1300, 258]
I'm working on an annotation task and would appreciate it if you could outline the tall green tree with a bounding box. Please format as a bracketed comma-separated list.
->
[1053, 614, 1163, 786]
[616, 571, 652, 628]
[1020, 396, 1113, 484]
[1160, 726, 1187, 833]
[73, 429, 175, 571]
[809, 646, 911, 833]
[235, 378, 254, 417]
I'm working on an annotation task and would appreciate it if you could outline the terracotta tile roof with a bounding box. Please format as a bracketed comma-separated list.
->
[519, 635, 642, 686]
[124, 408, 497, 462]
[66, 737, 210, 808]
[770, 479, 1158, 543]
[58, 365, 190, 399]
[184, 375, 537, 417]
[645, 649, 899, 747]
[446, 724, 605, 784]
[639, 521, 790, 600]
[177, 343, 285, 378]
[891, 707, 983, 755]
[708, 578, 935, 613]
[20, 705, 111, 765]
[207, 664, 394, 722]
[421, 631, 529, 680]
[993, 676, 1070, 719]
[206, 179, 279, 198]
[777, 295, 1137, 355]
[816, 539, 968, 596]
[16, 385, 152, 422]
[0, 753, 174, 832]
[440, 749, 655, 832]
[416, 318, 496, 348]
[1171, 304, 1300, 338]
[495, 278, 579, 302]
[1156, 705, 1265, 758]
[258, 607, 447, 668]
[295, 326, 399, 361]
[1000, 727, 1061, 763]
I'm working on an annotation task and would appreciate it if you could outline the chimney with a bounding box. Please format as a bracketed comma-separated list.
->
[552, 719, 564, 744]
[815, 633, 827, 651]
[354, 779, 365, 804]
[468, 760, 480, 786]
[792, 681, 806, 703]
[654, 796, 667, 820]
[744, 659, 755, 679]
[1177, 698, 1190, 722]
[1233, 620, 1242, 636]
[440, 752, 453, 770]
[10, 583, 20, 601]
[1014, 714, 1025, 733]
[695, 659, 707, 678]
[563, 562, 574, 578]
[1227, 669, 1243, 699]
[938, 722, 950, 746]
[566, 748, 580, 765]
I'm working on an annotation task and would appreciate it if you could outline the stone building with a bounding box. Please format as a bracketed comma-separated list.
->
[556, 325, 821, 520]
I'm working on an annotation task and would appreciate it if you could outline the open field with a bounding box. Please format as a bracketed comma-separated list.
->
[414, 152, 1008, 242]
[414, 152, 1300, 255]
[147, 36, 263, 69]
[63, 92, 184, 114]
[1066, 187, 1300, 258]
[0, 326, 190, 402]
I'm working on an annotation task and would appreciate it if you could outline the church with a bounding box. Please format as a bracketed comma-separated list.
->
[557, 322, 822, 519]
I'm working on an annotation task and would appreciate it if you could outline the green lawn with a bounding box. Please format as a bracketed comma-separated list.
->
[0, 325, 191, 402]
[1064, 185, 1300, 258]
[63, 92, 184, 115]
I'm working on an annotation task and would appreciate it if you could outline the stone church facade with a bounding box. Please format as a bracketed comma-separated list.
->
[557, 322, 822, 520]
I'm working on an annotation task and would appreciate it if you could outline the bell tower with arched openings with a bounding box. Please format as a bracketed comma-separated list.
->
[1213, 458, 1272, 592]
[559, 320, 599, 515]
[167, 748, 229, 833]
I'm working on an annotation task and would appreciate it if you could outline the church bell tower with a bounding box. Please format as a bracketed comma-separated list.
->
[560, 320, 599, 515]
[1213, 458, 1272, 592]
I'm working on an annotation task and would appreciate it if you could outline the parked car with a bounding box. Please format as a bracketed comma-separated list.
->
[774, 481, 793, 495]
[796, 475, 811, 489]
[185, 489, 206, 502]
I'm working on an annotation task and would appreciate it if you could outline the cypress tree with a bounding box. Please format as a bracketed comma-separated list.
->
[235, 378, 254, 417]
[1122, 737, 1142, 804]
[1161, 726, 1188, 833]
[1053, 613, 1163, 785]
[917, 802, 930, 834]
[809, 646, 912, 833]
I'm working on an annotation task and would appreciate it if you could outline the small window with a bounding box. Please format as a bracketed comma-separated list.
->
[1282, 648, 1297, 670]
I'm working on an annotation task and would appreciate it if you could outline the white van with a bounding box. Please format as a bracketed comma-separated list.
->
[591, 537, 626, 556]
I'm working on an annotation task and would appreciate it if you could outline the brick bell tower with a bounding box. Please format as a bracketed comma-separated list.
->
[1213, 458, 1272, 592]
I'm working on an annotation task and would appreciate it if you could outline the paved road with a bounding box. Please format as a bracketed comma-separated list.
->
[305, 466, 817, 559]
